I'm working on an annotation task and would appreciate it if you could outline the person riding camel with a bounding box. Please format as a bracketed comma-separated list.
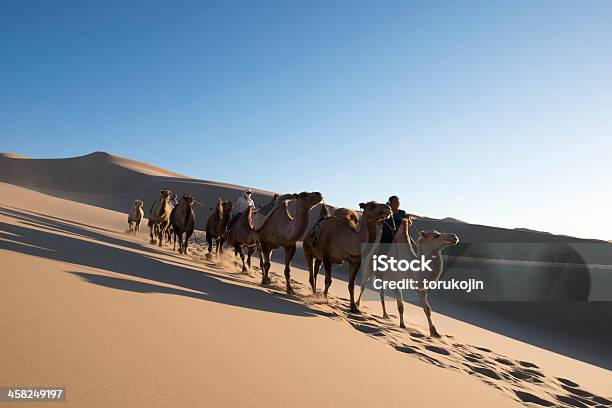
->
[227, 188, 255, 232]
[169, 194, 179, 207]
[380, 195, 407, 243]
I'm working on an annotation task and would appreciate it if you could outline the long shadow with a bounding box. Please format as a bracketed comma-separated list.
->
[0, 207, 175, 259]
[0, 209, 321, 317]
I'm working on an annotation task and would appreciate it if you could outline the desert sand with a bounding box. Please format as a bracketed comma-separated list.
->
[1, 153, 611, 408]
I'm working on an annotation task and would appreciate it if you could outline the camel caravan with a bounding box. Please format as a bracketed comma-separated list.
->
[126, 188, 460, 336]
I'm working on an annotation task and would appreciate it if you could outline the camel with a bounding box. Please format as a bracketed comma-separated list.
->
[205, 198, 233, 256]
[127, 200, 144, 234]
[303, 201, 391, 312]
[170, 194, 196, 255]
[148, 189, 172, 246]
[357, 216, 459, 336]
[226, 205, 260, 273]
[255, 191, 323, 294]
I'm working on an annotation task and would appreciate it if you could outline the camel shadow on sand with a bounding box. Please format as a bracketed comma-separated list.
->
[1, 207, 611, 408]
[0, 207, 325, 318]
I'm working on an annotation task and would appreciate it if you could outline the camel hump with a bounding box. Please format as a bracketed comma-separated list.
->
[332, 208, 359, 232]
[253, 200, 292, 232]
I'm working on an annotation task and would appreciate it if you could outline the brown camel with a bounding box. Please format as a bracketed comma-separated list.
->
[226, 206, 260, 273]
[303, 201, 392, 312]
[205, 198, 233, 256]
[254, 191, 323, 294]
[357, 215, 459, 336]
[170, 194, 196, 255]
[127, 200, 144, 234]
[148, 189, 172, 246]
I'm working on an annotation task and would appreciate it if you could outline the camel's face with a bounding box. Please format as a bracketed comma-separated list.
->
[222, 201, 233, 214]
[360, 201, 392, 223]
[297, 191, 323, 209]
[160, 190, 171, 200]
[133, 200, 143, 208]
[418, 230, 459, 252]
[183, 194, 196, 207]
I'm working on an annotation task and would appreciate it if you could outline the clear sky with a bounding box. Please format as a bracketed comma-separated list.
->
[1, 1, 611, 239]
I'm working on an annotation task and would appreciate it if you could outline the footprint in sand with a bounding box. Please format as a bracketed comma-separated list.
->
[557, 378, 580, 387]
[424, 345, 451, 356]
[395, 344, 447, 368]
[556, 394, 591, 408]
[494, 357, 515, 366]
[514, 390, 555, 406]
[518, 360, 539, 369]
[350, 323, 385, 336]
[509, 369, 543, 384]
[466, 364, 502, 380]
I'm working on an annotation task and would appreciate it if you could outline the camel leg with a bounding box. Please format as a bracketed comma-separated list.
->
[355, 274, 370, 308]
[157, 224, 164, 247]
[348, 260, 361, 313]
[322, 257, 332, 297]
[283, 245, 296, 295]
[392, 288, 405, 328]
[234, 244, 247, 272]
[246, 246, 254, 270]
[356, 263, 375, 308]
[135, 222, 140, 234]
[173, 230, 178, 252]
[304, 246, 316, 293]
[313, 259, 321, 294]
[417, 290, 439, 337]
[206, 233, 213, 254]
[257, 241, 264, 273]
[380, 288, 389, 319]
[259, 242, 272, 285]
[218, 237, 225, 255]
[184, 230, 193, 255]
[149, 223, 156, 244]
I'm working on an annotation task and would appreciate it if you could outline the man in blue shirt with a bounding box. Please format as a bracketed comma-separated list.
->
[380, 195, 407, 243]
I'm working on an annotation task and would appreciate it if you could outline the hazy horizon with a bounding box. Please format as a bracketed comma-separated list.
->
[2, 1, 611, 240]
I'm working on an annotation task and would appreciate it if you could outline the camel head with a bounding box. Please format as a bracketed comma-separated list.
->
[359, 201, 392, 224]
[418, 230, 459, 253]
[215, 197, 223, 213]
[182, 194, 196, 207]
[222, 200, 233, 215]
[317, 203, 331, 221]
[133, 200, 143, 208]
[160, 189, 171, 200]
[294, 191, 323, 209]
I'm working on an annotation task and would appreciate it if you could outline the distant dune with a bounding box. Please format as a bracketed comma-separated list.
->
[440, 217, 466, 223]
[0, 152, 29, 159]
[0, 152, 274, 229]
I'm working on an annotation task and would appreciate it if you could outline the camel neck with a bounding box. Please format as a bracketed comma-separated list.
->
[420, 248, 444, 277]
[356, 214, 371, 243]
[287, 203, 310, 242]
[393, 222, 417, 258]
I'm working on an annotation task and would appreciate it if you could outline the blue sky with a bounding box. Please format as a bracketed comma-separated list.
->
[2, 1, 611, 239]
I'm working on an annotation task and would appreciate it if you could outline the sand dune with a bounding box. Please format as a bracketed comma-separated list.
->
[1, 153, 612, 407]
[0, 183, 527, 407]
[2, 151, 609, 246]
[1, 183, 610, 407]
